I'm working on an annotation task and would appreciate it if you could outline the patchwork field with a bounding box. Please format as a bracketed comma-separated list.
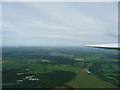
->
[2, 47, 119, 88]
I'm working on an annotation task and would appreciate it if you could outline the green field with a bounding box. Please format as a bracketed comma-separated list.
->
[45, 65, 116, 88]
[2, 47, 119, 88]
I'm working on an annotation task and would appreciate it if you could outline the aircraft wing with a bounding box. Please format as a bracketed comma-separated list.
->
[86, 44, 119, 50]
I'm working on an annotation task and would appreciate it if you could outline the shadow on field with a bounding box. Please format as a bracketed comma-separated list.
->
[2, 69, 76, 88]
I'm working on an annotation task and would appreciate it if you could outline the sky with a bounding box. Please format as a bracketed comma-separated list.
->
[2, 2, 118, 46]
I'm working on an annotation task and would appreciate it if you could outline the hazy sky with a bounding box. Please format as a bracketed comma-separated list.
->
[2, 2, 118, 46]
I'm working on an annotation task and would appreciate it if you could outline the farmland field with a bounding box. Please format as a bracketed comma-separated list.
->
[2, 47, 119, 88]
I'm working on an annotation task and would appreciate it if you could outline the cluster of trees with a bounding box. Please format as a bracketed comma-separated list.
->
[90, 61, 119, 87]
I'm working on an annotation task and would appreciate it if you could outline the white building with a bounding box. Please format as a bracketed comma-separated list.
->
[28, 78, 39, 81]
[17, 80, 23, 83]
[17, 72, 24, 75]
[25, 75, 39, 81]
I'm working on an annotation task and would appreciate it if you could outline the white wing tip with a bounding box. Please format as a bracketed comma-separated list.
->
[86, 43, 119, 49]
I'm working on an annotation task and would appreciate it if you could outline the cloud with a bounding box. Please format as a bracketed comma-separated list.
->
[2, 2, 118, 46]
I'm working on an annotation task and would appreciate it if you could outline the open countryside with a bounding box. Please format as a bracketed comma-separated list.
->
[2, 47, 119, 88]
